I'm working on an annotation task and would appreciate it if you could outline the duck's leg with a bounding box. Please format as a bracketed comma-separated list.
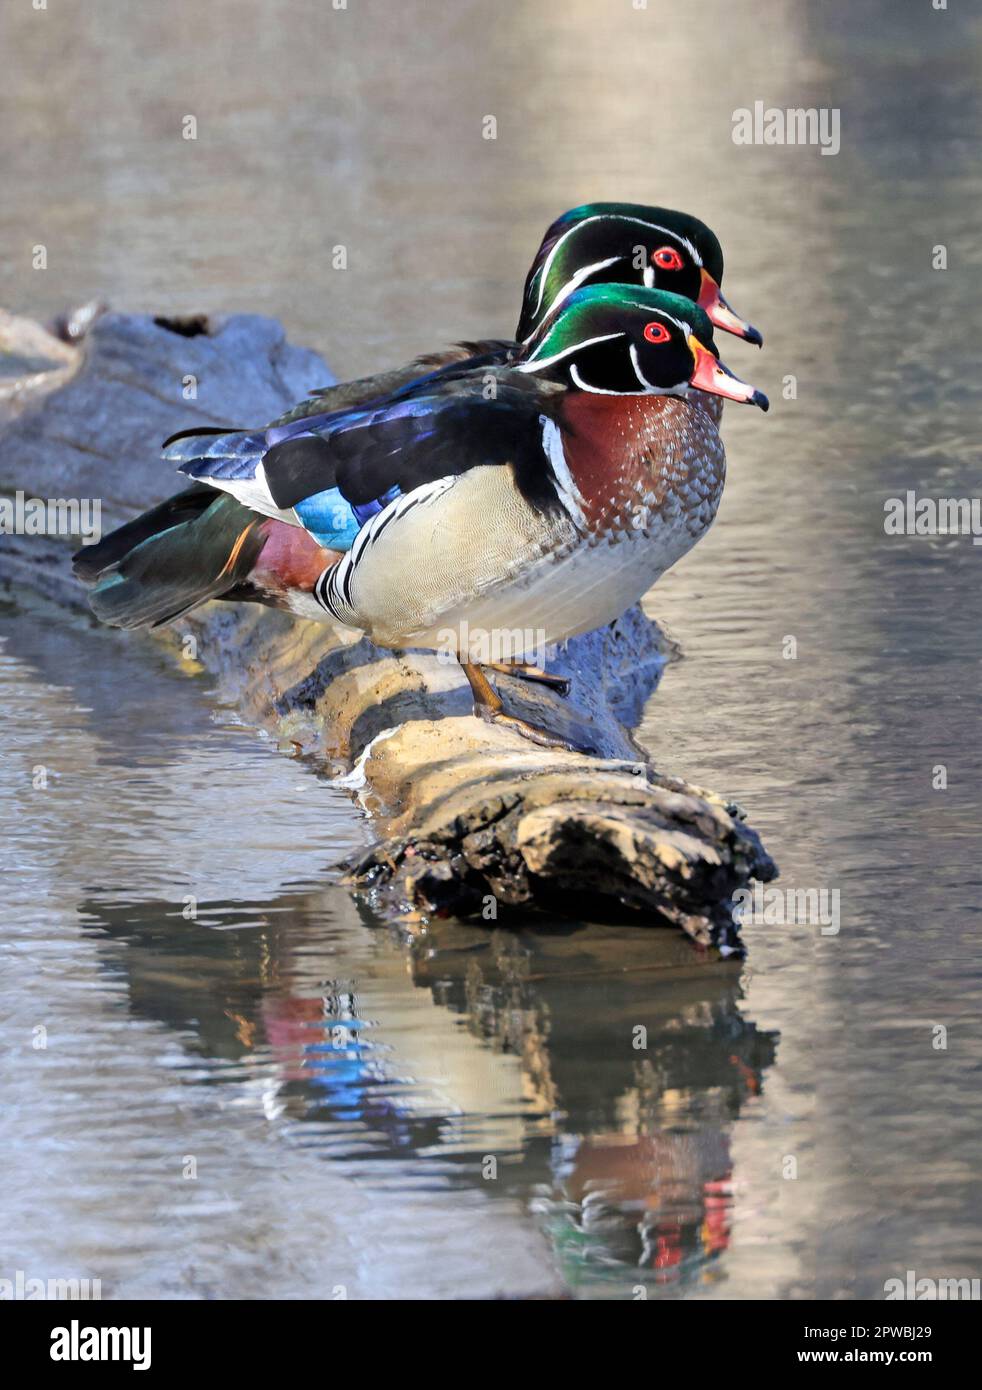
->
[480, 661, 571, 697]
[459, 660, 589, 753]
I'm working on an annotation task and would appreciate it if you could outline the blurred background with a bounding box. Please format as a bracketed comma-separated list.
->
[2, 0, 982, 1299]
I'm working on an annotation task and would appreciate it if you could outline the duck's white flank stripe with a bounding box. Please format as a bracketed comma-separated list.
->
[317, 475, 459, 618]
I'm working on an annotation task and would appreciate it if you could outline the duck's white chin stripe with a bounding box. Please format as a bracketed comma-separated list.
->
[629, 343, 657, 391]
[568, 361, 669, 396]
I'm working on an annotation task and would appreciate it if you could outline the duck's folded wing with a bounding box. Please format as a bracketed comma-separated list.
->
[268, 339, 515, 429]
[171, 370, 568, 550]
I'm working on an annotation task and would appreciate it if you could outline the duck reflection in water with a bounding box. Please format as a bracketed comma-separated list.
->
[79, 891, 777, 1292]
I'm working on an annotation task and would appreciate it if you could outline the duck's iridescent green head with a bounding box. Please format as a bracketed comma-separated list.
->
[517, 202, 762, 348]
[518, 284, 768, 410]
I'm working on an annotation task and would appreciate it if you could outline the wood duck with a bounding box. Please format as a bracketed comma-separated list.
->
[75, 285, 766, 750]
[516, 202, 761, 432]
[269, 201, 760, 434]
[516, 201, 761, 347]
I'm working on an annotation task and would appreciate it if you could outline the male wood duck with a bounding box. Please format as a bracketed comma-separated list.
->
[75, 285, 766, 750]
[516, 201, 761, 346]
[266, 201, 760, 434]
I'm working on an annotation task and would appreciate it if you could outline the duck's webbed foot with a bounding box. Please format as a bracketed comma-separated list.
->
[480, 660, 571, 697]
[460, 660, 590, 754]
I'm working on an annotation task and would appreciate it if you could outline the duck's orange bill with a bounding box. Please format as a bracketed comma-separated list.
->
[697, 269, 763, 347]
[688, 336, 769, 411]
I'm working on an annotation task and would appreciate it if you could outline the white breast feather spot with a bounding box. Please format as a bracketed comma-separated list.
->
[540, 417, 586, 528]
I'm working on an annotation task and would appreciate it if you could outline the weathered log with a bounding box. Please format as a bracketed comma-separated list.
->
[0, 306, 776, 953]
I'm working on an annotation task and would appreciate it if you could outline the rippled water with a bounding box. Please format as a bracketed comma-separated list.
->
[2, 0, 982, 1298]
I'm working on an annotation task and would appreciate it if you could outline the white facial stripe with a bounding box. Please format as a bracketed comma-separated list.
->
[625, 304, 694, 337]
[667, 313, 694, 336]
[531, 220, 595, 318]
[516, 330, 624, 374]
[531, 214, 704, 319]
[643, 223, 701, 266]
[521, 256, 623, 344]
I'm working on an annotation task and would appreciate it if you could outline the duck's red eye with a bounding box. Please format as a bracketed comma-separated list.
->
[643, 321, 671, 345]
[652, 246, 685, 272]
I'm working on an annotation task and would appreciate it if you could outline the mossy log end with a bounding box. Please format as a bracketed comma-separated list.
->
[0, 306, 777, 953]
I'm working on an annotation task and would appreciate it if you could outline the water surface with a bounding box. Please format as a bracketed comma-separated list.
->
[2, 0, 981, 1299]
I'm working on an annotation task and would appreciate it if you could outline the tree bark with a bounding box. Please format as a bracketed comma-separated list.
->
[0, 306, 776, 953]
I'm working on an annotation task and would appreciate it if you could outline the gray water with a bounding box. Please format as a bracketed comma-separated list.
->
[2, 0, 981, 1299]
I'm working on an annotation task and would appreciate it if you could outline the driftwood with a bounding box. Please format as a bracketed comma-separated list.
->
[0, 306, 776, 953]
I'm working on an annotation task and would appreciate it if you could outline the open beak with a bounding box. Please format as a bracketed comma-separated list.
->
[688, 336, 769, 411]
[697, 269, 763, 347]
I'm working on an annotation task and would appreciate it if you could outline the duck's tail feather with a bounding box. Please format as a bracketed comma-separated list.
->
[72, 482, 216, 582]
[74, 488, 268, 629]
[163, 426, 269, 481]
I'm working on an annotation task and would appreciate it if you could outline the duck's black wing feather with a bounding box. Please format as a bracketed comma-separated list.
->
[259, 367, 566, 518]
[161, 340, 516, 455]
